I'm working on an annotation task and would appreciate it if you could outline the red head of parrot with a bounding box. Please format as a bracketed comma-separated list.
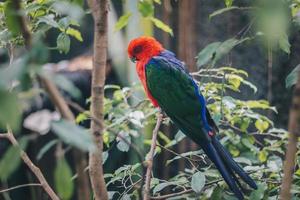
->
[127, 36, 164, 107]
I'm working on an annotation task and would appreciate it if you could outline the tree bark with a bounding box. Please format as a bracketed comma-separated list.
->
[280, 71, 300, 199]
[177, 0, 198, 171]
[86, 0, 109, 199]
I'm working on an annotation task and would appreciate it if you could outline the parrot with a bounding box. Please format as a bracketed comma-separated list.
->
[127, 36, 257, 199]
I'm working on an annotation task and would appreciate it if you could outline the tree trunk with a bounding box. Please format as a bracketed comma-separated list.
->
[86, 0, 109, 200]
[280, 71, 300, 199]
[177, 0, 198, 171]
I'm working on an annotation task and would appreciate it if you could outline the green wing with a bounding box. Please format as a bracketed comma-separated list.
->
[145, 55, 213, 143]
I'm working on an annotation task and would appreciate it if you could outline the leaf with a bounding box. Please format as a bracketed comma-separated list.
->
[258, 150, 268, 163]
[255, 119, 269, 133]
[153, 182, 173, 194]
[54, 156, 74, 200]
[36, 139, 58, 160]
[0, 90, 21, 131]
[279, 33, 290, 54]
[225, 0, 234, 7]
[102, 151, 108, 164]
[249, 183, 266, 200]
[191, 171, 206, 193]
[51, 119, 95, 152]
[114, 12, 132, 31]
[4, 0, 21, 36]
[196, 42, 221, 67]
[51, 74, 82, 100]
[0, 136, 28, 180]
[209, 6, 253, 19]
[66, 27, 83, 42]
[150, 17, 173, 36]
[286, 64, 300, 88]
[37, 14, 59, 28]
[57, 33, 71, 54]
[138, 1, 154, 17]
[116, 131, 131, 152]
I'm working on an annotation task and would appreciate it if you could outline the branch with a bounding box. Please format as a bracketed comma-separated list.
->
[0, 183, 41, 193]
[143, 110, 163, 200]
[2, 131, 59, 200]
[86, 0, 109, 199]
[11, 0, 91, 198]
[280, 71, 300, 199]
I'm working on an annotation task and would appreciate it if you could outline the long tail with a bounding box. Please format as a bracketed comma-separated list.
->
[200, 137, 257, 200]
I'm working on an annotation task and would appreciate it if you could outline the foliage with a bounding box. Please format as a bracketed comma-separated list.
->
[114, 0, 173, 36]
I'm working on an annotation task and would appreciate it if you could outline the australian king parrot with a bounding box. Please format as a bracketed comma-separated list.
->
[127, 36, 257, 199]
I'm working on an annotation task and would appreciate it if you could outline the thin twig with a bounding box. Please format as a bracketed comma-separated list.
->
[0, 183, 42, 193]
[2, 131, 59, 200]
[143, 110, 163, 200]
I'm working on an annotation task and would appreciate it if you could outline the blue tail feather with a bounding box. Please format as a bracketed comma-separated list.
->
[201, 142, 244, 200]
[211, 137, 258, 190]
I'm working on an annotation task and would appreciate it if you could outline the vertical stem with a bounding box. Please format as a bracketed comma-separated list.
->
[86, 0, 109, 199]
[267, 44, 273, 117]
[280, 72, 300, 199]
[143, 111, 163, 200]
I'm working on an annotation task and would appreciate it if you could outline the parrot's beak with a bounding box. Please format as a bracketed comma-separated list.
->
[130, 57, 137, 63]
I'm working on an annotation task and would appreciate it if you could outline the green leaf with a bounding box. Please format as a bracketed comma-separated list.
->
[209, 6, 239, 18]
[209, 6, 253, 19]
[0, 136, 28, 180]
[36, 139, 58, 160]
[150, 17, 173, 36]
[258, 150, 268, 163]
[211, 186, 223, 200]
[57, 33, 71, 54]
[196, 42, 221, 67]
[138, 1, 154, 17]
[225, 0, 234, 7]
[51, 74, 82, 100]
[51, 119, 96, 152]
[191, 171, 206, 193]
[153, 182, 173, 194]
[249, 183, 266, 200]
[255, 119, 269, 133]
[0, 90, 21, 131]
[286, 64, 300, 88]
[116, 131, 131, 152]
[37, 14, 59, 28]
[54, 156, 74, 200]
[4, 0, 21, 36]
[114, 12, 132, 31]
[66, 27, 83, 42]
[279, 33, 290, 54]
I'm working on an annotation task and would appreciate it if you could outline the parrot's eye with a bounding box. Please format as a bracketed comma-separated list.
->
[133, 45, 143, 55]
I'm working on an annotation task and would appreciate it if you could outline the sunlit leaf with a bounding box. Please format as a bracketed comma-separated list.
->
[255, 119, 269, 133]
[0, 136, 28, 180]
[191, 171, 206, 193]
[225, 0, 234, 7]
[114, 12, 132, 31]
[116, 131, 131, 152]
[51, 119, 95, 152]
[138, 1, 154, 17]
[54, 156, 74, 200]
[258, 150, 268, 162]
[150, 17, 173, 36]
[66, 27, 83, 42]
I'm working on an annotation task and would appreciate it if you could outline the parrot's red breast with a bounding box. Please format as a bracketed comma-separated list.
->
[127, 36, 164, 107]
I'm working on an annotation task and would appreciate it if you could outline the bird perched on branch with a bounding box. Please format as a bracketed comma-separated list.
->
[127, 36, 257, 199]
